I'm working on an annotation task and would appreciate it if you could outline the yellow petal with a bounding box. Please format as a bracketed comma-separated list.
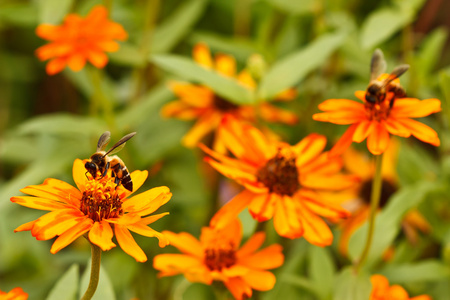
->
[50, 218, 93, 253]
[88, 220, 116, 251]
[115, 224, 147, 262]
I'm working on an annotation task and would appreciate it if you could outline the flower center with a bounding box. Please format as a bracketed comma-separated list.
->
[80, 175, 123, 222]
[359, 178, 398, 208]
[364, 95, 393, 121]
[213, 94, 238, 112]
[256, 150, 300, 196]
[204, 244, 237, 271]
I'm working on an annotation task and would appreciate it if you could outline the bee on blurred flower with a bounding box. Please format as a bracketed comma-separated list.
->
[365, 49, 409, 108]
[85, 131, 135, 191]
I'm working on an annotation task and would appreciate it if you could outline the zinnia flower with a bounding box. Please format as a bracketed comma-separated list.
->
[153, 219, 284, 300]
[11, 159, 171, 262]
[35, 5, 128, 75]
[313, 75, 441, 156]
[370, 274, 432, 300]
[0, 287, 28, 300]
[161, 42, 298, 152]
[337, 142, 430, 256]
[202, 115, 359, 246]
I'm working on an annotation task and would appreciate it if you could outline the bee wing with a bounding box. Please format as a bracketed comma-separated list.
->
[97, 131, 111, 152]
[381, 64, 410, 87]
[370, 49, 387, 81]
[104, 132, 136, 156]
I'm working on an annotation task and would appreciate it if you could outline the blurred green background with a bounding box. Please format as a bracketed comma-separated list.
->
[1, 0, 450, 299]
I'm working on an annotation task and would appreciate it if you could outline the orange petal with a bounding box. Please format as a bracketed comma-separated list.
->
[161, 101, 200, 120]
[395, 118, 440, 146]
[317, 99, 365, 112]
[139, 212, 170, 225]
[10, 196, 70, 211]
[258, 103, 298, 125]
[46, 58, 67, 75]
[298, 203, 333, 246]
[367, 122, 390, 155]
[114, 224, 147, 262]
[153, 253, 212, 284]
[87, 50, 108, 68]
[168, 81, 214, 107]
[273, 195, 303, 239]
[127, 223, 169, 247]
[32, 209, 86, 240]
[215, 53, 236, 77]
[36, 24, 60, 39]
[67, 53, 86, 72]
[329, 123, 359, 157]
[224, 277, 253, 300]
[210, 190, 256, 229]
[248, 193, 276, 222]
[20, 178, 81, 206]
[301, 173, 359, 190]
[14, 220, 35, 233]
[300, 190, 350, 219]
[391, 98, 441, 118]
[205, 157, 258, 185]
[161, 231, 204, 257]
[353, 120, 374, 143]
[384, 118, 411, 137]
[124, 170, 149, 197]
[237, 69, 256, 89]
[339, 206, 370, 256]
[50, 218, 93, 253]
[388, 285, 409, 299]
[123, 186, 171, 214]
[312, 110, 366, 124]
[236, 232, 265, 258]
[200, 143, 257, 174]
[181, 111, 222, 148]
[294, 133, 327, 167]
[411, 296, 432, 300]
[88, 220, 116, 251]
[193, 43, 213, 68]
[354, 90, 366, 101]
[201, 219, 243, 250]
[1, 287, 28, 300]
[242, 269, 277, 291]
[240, 244, 284, 269]
[72, 159, 88, 192]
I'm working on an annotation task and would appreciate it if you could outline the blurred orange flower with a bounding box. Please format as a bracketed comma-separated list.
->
[11, 159, 171, 262]
[0, 287, 28, 300]
[202, 115, 359, 246]
[337, 142, 430, 256]
[153, 219, 284, 300]
[370, 274, 432, 300]
[161, 43, 298, 152]
[35, 5, 128, 75]
[313, 75, 441, 155]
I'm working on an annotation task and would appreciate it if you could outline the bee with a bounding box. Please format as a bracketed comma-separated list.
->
[85, 131, 136, 191]
[365, 49, 410, 108]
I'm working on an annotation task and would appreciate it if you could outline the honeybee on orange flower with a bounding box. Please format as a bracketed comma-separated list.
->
[85, 131, 136, 191]
[365, 49, 410, 108]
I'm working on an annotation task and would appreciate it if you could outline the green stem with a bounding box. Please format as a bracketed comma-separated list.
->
[355, 153, 384, 272]
[81, 243, 102, 300]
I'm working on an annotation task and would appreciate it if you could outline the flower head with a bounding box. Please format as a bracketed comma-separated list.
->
[153, 219, 284, 300]
[202, 115, 359, 246]
[161, 43, 298, 151]
[0, 287, 28, 300]
[370, 274, 432, 300]
[11, 159, 171, 262]
[313, 74, 441, 156]
[35, 5, 128, 75]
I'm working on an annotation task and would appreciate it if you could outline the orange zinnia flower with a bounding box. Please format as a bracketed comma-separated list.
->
[153, 219, 284, 300]
[202, 115, 359, 246]
[0, 287, 28, 300]
[161, 43, 298, 151]
[370, 274, 432, 300]
[337, 142, 430, 256]
[11, 159, 171, 262]
[35, 5, 128, 75]
[313, 78, 441, 156]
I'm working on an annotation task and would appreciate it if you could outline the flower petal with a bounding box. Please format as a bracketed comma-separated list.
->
[242, 269, 277, 291]
[239, 244, 284, 270]
[153, 253, 212, 284]
[10, 196, 70, 211]
[122, 186, 170, 213]
[127, 223, 169, 247]
[181, 111, 222, 148]
[395, 118, 440, 146]
[114, 224, 147, 262]
[161, 231, 204, 257]
[32, 209, 86, 240]
[248, 193, 276, 222]
[73, 159, 88, 192]
[298, 202, 333, 246]
[50, 218, 94, 253]
[236, 232, 266, 258]
[193, 43, 213, 68]
[367, 122, 390, 155]
[224, 277, 253, 300]
[329, 123, 359, 157]
[353, 120, 374, 143]
[273, 195, 303, 239]
[210, 190, 256, 230]
[294, 133, 327, 167]
[88, 220, 116, 251]
[391, 98, 441, 118]
[215, 53, 236, 77]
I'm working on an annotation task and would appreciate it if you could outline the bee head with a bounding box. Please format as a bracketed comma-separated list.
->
[365, 93, 378, 104]
[85, 161, 98, 178]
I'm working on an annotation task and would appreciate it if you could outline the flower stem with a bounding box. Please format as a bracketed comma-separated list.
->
[81, 242, 102, 300]
[355, 153, 384, 272]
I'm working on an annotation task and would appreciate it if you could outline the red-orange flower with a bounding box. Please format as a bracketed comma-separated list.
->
[11, 159, 171, 262]
[202, 115, 359, 246]
[0, 287, 28, 300]
[370, 274, 432, 300]
[161, 43, 298, 152]
[153, 219, 284, 300]
[313, 75, 441, 155]
[35, 5, 128, 75]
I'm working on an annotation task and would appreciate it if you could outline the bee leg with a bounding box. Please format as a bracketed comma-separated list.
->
[114, 176, 121, 189]
[85, 171, 90, 180]
[102, 162, 110, 178]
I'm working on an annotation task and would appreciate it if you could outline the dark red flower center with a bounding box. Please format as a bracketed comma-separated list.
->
[204, 245, 237, 271]
[80, 175, 123, 222]
[213, 94, 238, 112]
[359, 178, 398, 208]
[257, 151, 300, 196]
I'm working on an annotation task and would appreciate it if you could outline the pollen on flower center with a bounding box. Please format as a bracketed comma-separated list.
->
[204, 244, 237, 271]
[79, 175, 123, 222]
[364, 99, 392, 121]
[257, 150, 300, 196]
[213, 94, 238, 112]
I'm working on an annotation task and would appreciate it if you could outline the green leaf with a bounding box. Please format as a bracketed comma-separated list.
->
[266, 0, 317, 15]
[360, 7, 413, 49]
[108, 43, 146, 67]
[308, 246, 336, 299]
[46, 264, 79, 300]
[80, 262, 116, 300]
[417, 28, 448, 79]
[333, 267, 372, 300]
[38, 0, 74, 24]
[381, 260, 450, 282]
[282, 274, 320, 297]
[348, 182, 437, 265]
[152, 0, 207, 53]
[257, 31, 346, 100]
[0, 3, 38, 27]
[150, 54, 255, 105]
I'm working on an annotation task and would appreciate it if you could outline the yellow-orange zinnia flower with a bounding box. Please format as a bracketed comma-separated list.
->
[35, 5, 128, 75]
[153, 219, 284, 300]
[312, 75, 441, 156]
[161, 43, 298, 151]
[202, 115, 359, 246]
[370, 274, 432, 300]
[0, 287, 28, 300]
[337, 142, 430, 256]
[11, 159, 171, 262]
